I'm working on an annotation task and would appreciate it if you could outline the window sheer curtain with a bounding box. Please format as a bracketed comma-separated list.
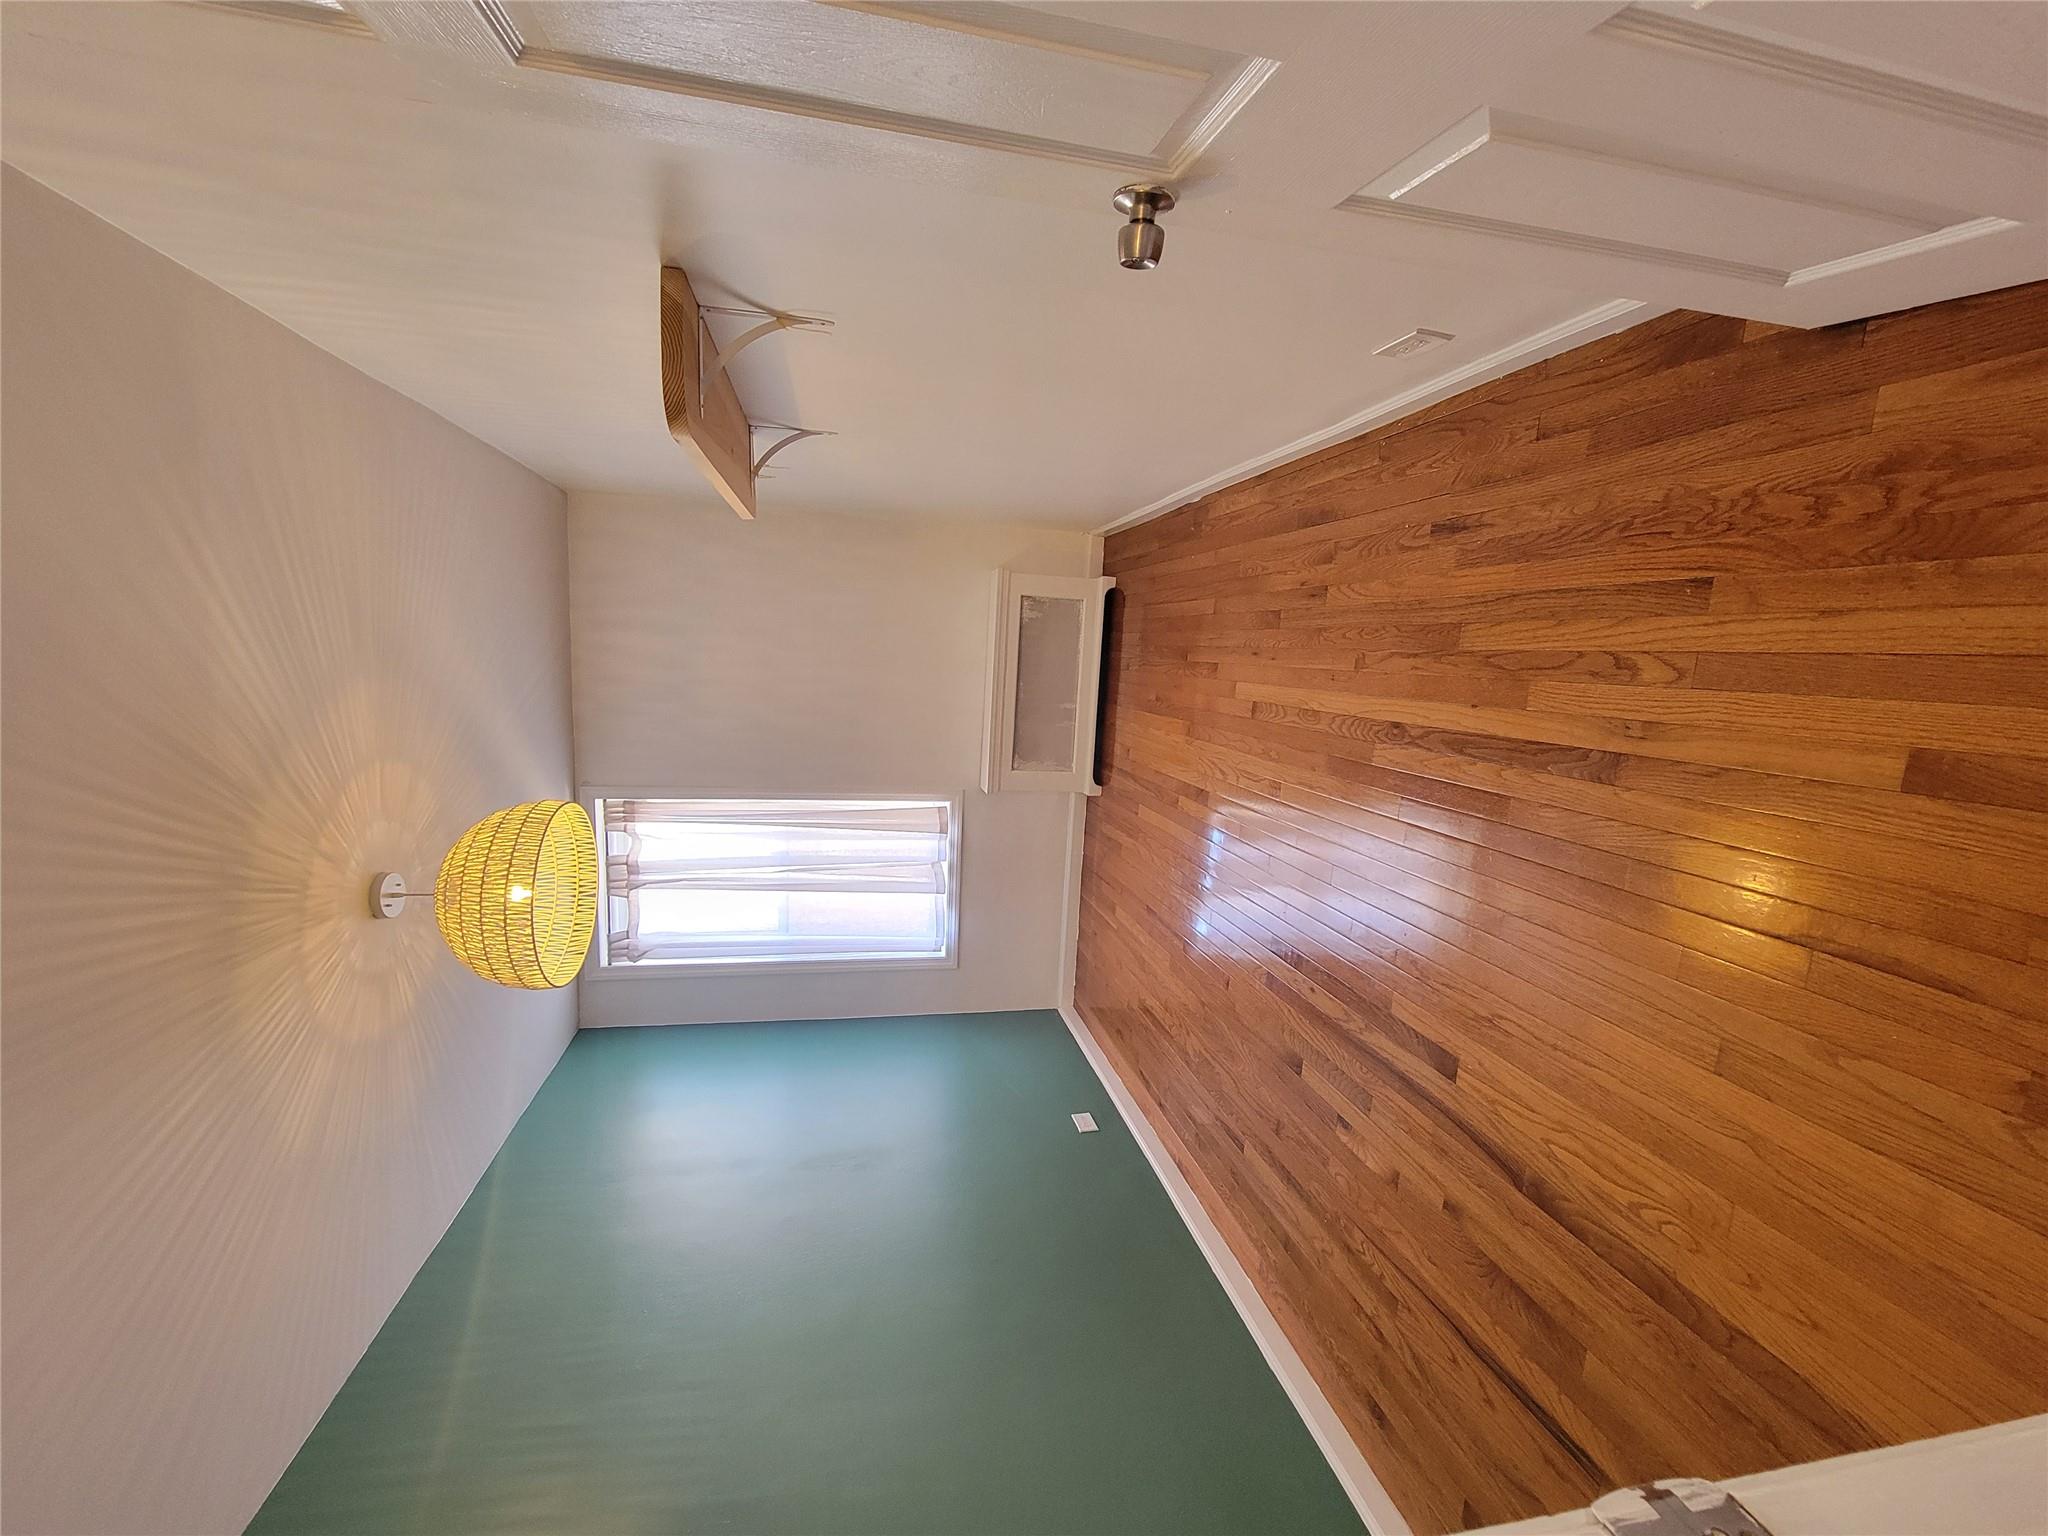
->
[602, 798, 954, 965]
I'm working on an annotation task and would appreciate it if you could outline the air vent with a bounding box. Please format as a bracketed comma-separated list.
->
[1374, 328, 1455, 358]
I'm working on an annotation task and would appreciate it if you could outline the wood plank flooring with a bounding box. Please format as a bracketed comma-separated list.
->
[1073, 284, 2048, 1535]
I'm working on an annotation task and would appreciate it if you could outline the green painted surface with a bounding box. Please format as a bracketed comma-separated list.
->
[249, 1011, 1364, 1535]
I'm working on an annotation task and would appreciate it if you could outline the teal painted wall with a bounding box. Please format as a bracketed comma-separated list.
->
[249, 1011, 1363, 1535]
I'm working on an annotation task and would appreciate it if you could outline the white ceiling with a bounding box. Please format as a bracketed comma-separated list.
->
[3, 1, 2043, 530]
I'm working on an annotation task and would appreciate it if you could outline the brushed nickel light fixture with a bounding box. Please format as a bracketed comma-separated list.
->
[1113, 185, 1175, 270]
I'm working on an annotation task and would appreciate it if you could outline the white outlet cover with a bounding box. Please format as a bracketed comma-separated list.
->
[1071, 1112, 1099, 1133]
[1373, 327, 1456, 358]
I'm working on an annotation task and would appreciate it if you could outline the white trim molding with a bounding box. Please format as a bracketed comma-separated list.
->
[1360, 107, 1956, 231]
[471, 0, 1278, 179]
[1595, 6, 2048, 147]
[1785, 215, 2026, 287]
[1058, 1002, 1413, 1536]
[1095, 298, 1649, 539]
[1338, 198, 1783, 285]
[1339, 104, 2021, 292]
[190, 0, 376, 39]
[1336, 197, 2022, 294]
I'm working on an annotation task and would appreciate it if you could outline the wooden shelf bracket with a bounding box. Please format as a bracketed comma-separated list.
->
[659, 266, 833, 519]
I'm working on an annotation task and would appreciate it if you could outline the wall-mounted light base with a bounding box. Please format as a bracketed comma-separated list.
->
[370, 872, 409, 919]
[1113, 184, 1175, 270]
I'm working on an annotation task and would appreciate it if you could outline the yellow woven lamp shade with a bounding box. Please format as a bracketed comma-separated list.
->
[434, 800, 598, 989]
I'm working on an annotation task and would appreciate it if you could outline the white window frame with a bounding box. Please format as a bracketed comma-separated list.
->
[582, 788, 963, 980]
[982, 572, 1115, 796]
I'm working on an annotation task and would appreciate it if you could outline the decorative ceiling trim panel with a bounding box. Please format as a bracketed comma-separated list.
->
[471, 0, 523, 62]
[1339, 193, 2020, 292]
[823, 2, 1211, 81]
[472, 0, 1277, 177]
[1596, 6, 2048, 146]
[1342, 105, 2016, 289]
[1785, 215, 2026, 287]
[1336, 195, 1788, 284]
[1163, 55, 1284, 176]
[190, 1, 376, 40]
[1360, 107, 1959, 233]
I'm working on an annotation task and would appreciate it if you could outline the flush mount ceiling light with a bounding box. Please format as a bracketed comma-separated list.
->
[1113, 184, 1176, 270]
[369, 800, 599, 989]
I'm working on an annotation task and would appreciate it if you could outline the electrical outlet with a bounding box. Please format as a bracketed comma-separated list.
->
[1374, 327, 1455, 358]
[1071, 1112, 1099, 1133]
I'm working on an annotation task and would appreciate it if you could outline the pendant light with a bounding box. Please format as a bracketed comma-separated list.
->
[369, 800, 598, 989]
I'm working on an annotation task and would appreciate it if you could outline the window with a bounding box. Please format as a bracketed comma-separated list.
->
[592, 796, 959, 973]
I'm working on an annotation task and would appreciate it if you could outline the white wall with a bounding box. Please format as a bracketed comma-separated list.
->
[0, 168, 578, 1535]
[569, 492, 1096, 1028]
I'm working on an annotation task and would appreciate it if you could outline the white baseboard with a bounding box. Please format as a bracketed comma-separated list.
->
[1058, 1003, 1412, 1536]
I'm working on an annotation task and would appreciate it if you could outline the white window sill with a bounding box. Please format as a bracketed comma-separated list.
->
[584, 953, 959, 981]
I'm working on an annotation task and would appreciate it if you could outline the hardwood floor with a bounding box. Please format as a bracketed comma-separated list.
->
[1073, 284, 2048, 1535]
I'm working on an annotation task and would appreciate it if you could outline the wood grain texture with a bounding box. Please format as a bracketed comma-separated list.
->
[1074, 285, 2048, 1535]
[659, 265, 755, 519]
